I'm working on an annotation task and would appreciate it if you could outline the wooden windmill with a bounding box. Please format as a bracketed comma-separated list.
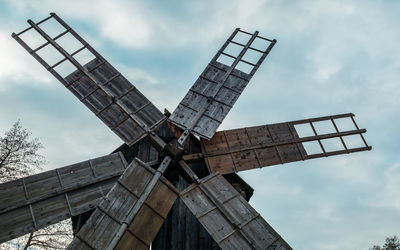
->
[0, 13, 371, 250]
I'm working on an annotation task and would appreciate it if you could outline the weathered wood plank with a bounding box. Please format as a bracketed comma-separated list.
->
[64, 58, 166, 146]
[169, 29, 276, 140]
[0, 152, 126, 213]
[0, 152, 127, 244]
[181, 173, 292, 250]
[68, 158, 178, 249]
[201, 114, 371, 174]
[169, 62, 244, 140]
[68, 177, 118, 215]
[115, 231, 148, 250]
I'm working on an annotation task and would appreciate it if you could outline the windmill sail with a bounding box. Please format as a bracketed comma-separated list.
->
[68, 157, 178, 250]
[201, 113, 371, 174]
[12, 13, 166, 146]
[169, 28, 276, 139]
[0, 153, 127, 243]
[8, 12, 375, 250]
[181, 173, 292, 250]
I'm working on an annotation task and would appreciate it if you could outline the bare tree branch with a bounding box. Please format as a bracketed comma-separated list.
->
[0, 121, 44, 182]
[0, 121, 73, 249]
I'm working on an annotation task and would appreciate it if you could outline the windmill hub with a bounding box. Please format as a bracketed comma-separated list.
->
[164, 139, 185, 159]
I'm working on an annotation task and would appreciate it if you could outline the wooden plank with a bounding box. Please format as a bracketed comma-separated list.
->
[180, 173, 292, 250]
[169, 62, 244, 140]
[68, 158, 178, 249]
[169, 28, 276, 140]
[0, 179, 27, 210]
[126, 204, 165, 244]
[0, 152, 127, 244]
[68, 177, 117, 215]
[32, 194, 70, 228]
[0, 207, 35, 242]
[64, 58, 166, 146]
[218, 231, 249, 250]
[201, 114, 371, 174]
[0, 152, 126, 213]
[25, 169, 62, 199]
[115, 231, 148, 250]
[146, 180, 179, 218]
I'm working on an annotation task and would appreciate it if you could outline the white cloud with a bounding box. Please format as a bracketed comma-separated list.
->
[117, 64, 159, 86]
[5, 0, 195, 49]
[316, 153, 382, 184]
[364, 163, 400, 211]
[0, 26, 53, 91]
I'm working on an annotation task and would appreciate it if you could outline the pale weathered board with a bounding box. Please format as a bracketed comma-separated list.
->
[181, 173, 292, 250]
[13, 13, 166, 146]
[201, 113, 372, 174]
[169, 29, 276, 139]
[68, 158, 178, 250]
[0, 152, 127, 243]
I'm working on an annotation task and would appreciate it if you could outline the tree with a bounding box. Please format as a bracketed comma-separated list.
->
[0, 120, 44, 182]
[0, 121, 73, 249]
[370, 236, 400, 250]
[0, 219, 73, 250]
[22, 219, 73, 250]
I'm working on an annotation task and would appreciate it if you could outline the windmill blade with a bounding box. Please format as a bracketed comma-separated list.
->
[68, 157, 178, 250]
[0, 152, 127, 244]
[12, 13, 166, 146]
[180, 173, 292, 250]
[169, 28, 276, 140]
[200, 113, 372, 174]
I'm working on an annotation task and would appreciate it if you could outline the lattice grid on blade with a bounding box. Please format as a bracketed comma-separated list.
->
[169, 28, 276, 139]
[12, 13, 166, 146]
[180, 173, 292, 250]
[201, 113, 371, 174]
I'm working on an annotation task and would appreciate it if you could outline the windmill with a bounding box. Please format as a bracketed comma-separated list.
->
[0, 13, 371, 250]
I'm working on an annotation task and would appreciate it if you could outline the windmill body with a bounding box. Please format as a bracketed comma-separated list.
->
[0, 13, 371, 250]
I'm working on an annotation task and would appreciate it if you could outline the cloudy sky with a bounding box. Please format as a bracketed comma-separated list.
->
[0, 0, 399, 249]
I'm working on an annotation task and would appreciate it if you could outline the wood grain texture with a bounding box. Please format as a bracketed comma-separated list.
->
[201, 114, 371, 174]
[169, 29, 275, 140]
[0, 152, 127, 244]
[181, 173, 292, 250]
[201, 122, 305, 174]
[169, 62, 249, 140]
[68, 159, 178, 249]
[65, 58, 166, 146]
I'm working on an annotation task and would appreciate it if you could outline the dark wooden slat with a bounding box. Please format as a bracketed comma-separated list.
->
[0, 153, 127, 244]
[181, 173, 292, 250]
